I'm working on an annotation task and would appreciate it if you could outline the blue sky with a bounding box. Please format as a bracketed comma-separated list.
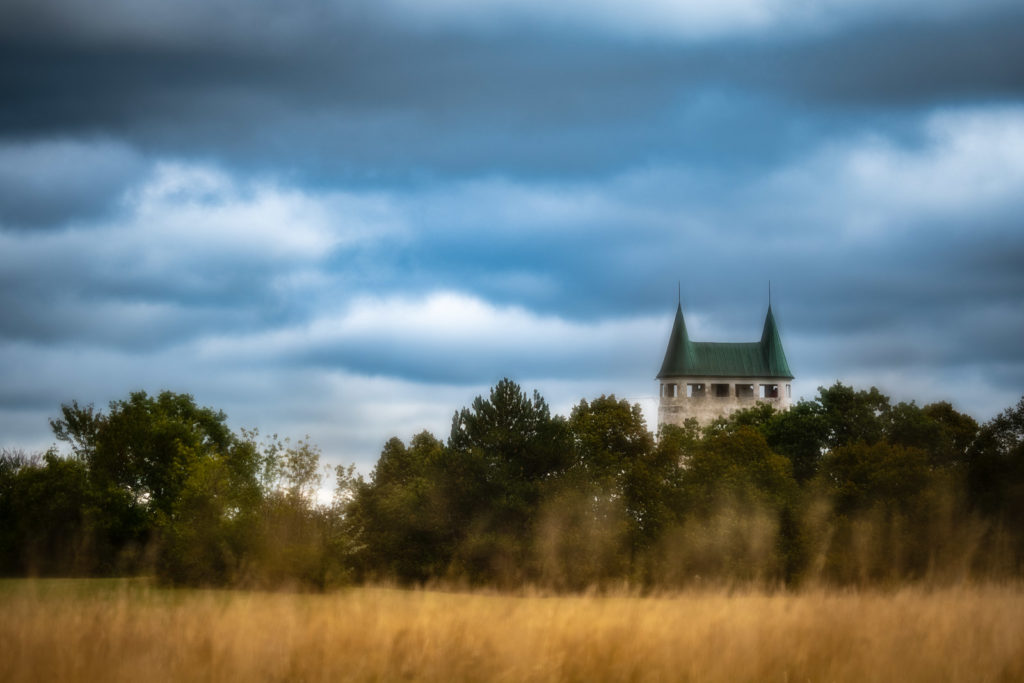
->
[2, 0, 1023, 472]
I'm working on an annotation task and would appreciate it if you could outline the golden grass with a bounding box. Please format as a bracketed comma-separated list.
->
[1, 579, 1023, 682]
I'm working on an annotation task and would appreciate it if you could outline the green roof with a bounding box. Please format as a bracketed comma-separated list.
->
[657, 303, 793, 380]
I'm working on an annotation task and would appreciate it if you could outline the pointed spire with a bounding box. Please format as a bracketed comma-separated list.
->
[657, 298, 695, 379]
[760, 304, 777, 345]
[761, 304, 793, 379]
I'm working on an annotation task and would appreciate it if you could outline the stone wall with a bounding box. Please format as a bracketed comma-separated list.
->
[657, 376, 793, 428]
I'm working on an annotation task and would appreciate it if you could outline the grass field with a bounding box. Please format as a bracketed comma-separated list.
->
[1, 579, 1023, 681]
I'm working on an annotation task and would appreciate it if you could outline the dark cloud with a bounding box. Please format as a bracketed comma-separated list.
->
[0, 139, 145, 228]
[736, 12, 1024, 106]
[2, 7, 1023, 186]
[1, 0, 1023, 463]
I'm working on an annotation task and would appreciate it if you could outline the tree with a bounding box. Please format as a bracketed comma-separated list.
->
[569, 395, 652, 493]
[814, 439, 948, 582]
[713, 402, 777, 433]
[817, 383, 890, 449]
[921, 401, 978, 470]
[0, 449, 90, 575]
[448, 378, 570, 484]
[49, 391, 245, 574]
[1, 391, 357, 586]
[885, 401, 978, 471]
[763, 400, 829, 483]
[662, 428, 797, 583]
[0, 449, 33, 573]
[568, 395, 681, 556]
[157, 437, 263, 586]
[967, 396, 1024, 524]
[49, 402, 100, 460]
[445, 379, 571, 583]
[682, 426, 797, 514]
[242, 432, 345, 588]
[819, 440, 932, 517]
[348, 432, 452, 583]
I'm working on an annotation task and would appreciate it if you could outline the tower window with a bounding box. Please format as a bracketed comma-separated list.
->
[687, 383, 705, 398]
[712, 383, 730, 398]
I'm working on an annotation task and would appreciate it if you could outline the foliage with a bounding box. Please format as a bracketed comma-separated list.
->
[156, 438, 263, 586]
[817, 383, 891, 448]
[965, 397, 1024, 563]
[683, 426, 797, 514]
[443, 379, 572, 583]
[347, 433, 451, 583]
[568, 395, 672, 554]
[0, 449, 90, 575]
[7, 392, 345, 587]
[819, 441, 932, 516]
[47, 391, 237, 573]
[3, 382, 1023, 589]
[762, 400, 829, 483]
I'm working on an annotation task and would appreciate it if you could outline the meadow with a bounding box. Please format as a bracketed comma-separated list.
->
[2, 579, 1023, 682]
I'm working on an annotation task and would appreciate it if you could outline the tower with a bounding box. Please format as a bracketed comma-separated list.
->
[657, 300, 794, 428]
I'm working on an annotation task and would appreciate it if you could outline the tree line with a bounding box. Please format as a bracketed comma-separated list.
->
[2, 381, 1022, 588]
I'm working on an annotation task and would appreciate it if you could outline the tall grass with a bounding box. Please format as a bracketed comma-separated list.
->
[1, 579, 1022, 681]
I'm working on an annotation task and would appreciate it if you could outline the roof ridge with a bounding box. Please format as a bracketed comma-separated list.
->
[657, 302, 794, 380]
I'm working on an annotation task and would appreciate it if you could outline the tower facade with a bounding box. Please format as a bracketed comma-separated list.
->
[657, 302, 794, 428]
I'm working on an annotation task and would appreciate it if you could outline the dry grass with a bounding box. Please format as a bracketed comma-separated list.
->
[2, 579, 1023, 682]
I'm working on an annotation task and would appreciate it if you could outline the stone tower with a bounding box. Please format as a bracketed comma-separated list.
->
[657, 301, 794, 428]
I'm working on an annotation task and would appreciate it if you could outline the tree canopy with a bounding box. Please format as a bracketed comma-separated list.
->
[3, 382, 1023, 589]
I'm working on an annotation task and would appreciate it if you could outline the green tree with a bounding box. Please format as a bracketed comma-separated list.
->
[246, 434, 340, 588]
[569, 395, 652, 493]
[0, 449, 90, 575]
[0, 449, 33, 573]
[445, 379, 571, 583]
[568, 395, 681, 558]
[817, 383, 891, 449]
[761, 401, 829, 483]
[819, 440, 932, 517]
[552, 395, 652, 583]
[50, 391, 244, 574]
[448, 379, 570, 485]
[885, 401, 979, 471]
[664, 427, 797, 583]
[157, 436, 263, 586]
[656, 419, 702, 464]
[814, 439, 946, 582]
[921, 401, 978, 470]
[711, 402, 777, 433]
[967, 396, 1024, 525]
[682, 427, 797, 514]
[348, 432, 452, 583]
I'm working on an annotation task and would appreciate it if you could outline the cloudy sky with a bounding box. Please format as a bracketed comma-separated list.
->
[2, 0, 1023, 472]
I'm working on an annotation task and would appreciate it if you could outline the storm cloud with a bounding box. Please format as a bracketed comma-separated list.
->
[1, 0, 1023, 469]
